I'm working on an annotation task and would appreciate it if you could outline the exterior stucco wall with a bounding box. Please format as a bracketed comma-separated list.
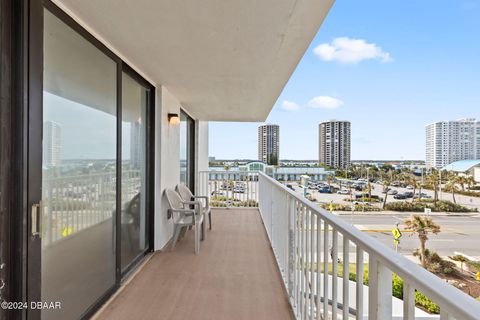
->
[154, 86, 209, 250]
[154, 86, 180, 250]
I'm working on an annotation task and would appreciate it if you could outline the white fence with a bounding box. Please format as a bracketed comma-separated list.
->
[258, 171, 480, 320]
[198, 171, 259, 208]
[42, 170, 141, 246]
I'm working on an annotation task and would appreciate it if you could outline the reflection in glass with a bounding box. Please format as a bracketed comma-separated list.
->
[180, 112, 188, 186]
[121, 73, 148, 270]
[180, 112, 195, 190]
[42, 10, 116, 320]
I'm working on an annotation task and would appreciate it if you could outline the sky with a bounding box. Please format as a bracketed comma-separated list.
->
[209, 0, 480, 161]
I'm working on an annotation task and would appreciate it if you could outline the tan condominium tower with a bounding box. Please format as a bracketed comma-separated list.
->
[258, 124, 279, 165]
[319, 120, 351, 169]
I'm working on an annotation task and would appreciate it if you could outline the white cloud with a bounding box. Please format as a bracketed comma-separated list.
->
[313, 37, 393, 64]
[281, 100, 300, 111]
[308, 96, 344, 109]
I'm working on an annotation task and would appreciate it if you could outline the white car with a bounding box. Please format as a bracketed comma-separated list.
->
[406, 185, 414, 190]
[387, 189, 398, 195]
[337, 189, 350, 195]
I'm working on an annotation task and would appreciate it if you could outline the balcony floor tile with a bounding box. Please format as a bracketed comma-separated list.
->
[94, 208, 294, 320]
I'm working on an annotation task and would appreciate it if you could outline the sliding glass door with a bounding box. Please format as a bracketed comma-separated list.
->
[35, 4, 154, 320]
[180, 111, 195, 191]
[120, 72, 149, 270]
[41, 9, 117, 320]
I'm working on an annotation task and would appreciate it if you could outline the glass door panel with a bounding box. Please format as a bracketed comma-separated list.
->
[121, 73, 148, 270]
[42, 9, 117, 320]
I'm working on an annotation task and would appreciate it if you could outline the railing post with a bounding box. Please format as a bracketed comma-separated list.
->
[368, 256, 392, 320]
[356, 248, 364, 320]
[343, 237, 350, 320]
[288, 195, 294, 299]
[403, 282, 415, 320]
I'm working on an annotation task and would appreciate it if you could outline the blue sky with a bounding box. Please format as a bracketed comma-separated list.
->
[209, 0, 480, 160]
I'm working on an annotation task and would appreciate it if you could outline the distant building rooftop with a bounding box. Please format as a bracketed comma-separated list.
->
[442, 159, 480, 172]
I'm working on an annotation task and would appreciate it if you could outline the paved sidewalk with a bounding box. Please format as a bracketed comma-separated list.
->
[335, 210, 479, 217]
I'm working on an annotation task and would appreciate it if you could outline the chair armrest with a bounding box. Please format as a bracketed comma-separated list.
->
[191, 196, 209, 209]
[167, 208, 195, 220]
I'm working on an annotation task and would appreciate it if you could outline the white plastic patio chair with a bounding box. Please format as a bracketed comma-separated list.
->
[164, 188, 204, 254]
[176, 184, 212, 235]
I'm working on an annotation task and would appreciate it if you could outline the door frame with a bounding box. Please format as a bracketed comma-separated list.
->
[16, 1, 156, 319]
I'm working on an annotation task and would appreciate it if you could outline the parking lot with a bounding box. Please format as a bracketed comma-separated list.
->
[287, 180, 480, 212]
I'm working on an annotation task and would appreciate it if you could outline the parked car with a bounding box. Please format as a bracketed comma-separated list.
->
[211, 191, 225, 196]
[414, 192, 431, 199]
[404, 192, 414, 198]
[387, 189, 398, 195]
[337, 189, 350, 195]
[393, 193, 407, 200]
[406, 185, 414, 190]
[234, 188, 245, 193]
[318, 187, 332, 193]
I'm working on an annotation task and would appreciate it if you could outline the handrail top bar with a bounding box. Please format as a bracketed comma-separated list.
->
[199, 170, 259, 174]
[257, 171, 480, 319]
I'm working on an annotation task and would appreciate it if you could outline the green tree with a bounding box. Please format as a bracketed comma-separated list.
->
[445, 173, 459, 204]
[426, 169, 440, 207]
[382, 178, 391, 209]
[404, 215, 441, 268]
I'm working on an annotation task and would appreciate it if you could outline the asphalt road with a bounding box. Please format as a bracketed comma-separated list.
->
[339, 213, 480, 258]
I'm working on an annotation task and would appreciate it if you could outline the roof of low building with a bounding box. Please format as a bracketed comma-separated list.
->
[442, 159, 480, 172]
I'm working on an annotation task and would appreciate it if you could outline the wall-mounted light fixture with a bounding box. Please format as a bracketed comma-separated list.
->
[168, 113, 180, 125]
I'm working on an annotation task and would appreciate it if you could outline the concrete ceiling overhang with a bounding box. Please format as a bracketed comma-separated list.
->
[53, 0, 334, 122]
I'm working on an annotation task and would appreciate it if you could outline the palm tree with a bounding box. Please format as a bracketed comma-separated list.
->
[402, 173, 419, 203]
[326, 174, 334, 189]
[465, 175, 476, 190]
[455, 174, 468, 191]
[404, 215, 441, 268]
[365, 182, 373, 199]
[426, 169, 440, 207]
[382, 178, 391, 209]
[446, 173, 459, 204]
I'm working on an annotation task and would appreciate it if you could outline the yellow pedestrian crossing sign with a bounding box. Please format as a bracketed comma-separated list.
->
[392, 227, 402, 239]
[392, 224, 402, 251]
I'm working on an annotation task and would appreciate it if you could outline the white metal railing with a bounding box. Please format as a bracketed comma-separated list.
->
[198, 171, 259, 208]
[257, 171, 480, 320]
[42, 170, 141, 246]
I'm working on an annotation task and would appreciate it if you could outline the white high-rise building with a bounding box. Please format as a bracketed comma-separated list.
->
[43, 121, 62, 167]
[425, 118, 480, 168]
[319, 120, 351, 169]
[258, 124, 279, 165]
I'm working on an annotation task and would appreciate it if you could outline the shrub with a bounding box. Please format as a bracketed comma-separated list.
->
[415, 291, 440, 314]
[344, 197, 381, 203]
[466, 260, 480, 273]
[392, 274, 403, 299]
[319, 203, 380, 212]
[415, 249, 456, 275]
[384, 200, 476, 213]
[349, 269, 440, 314]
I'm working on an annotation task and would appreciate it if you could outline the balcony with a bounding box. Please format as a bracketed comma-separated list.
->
[93, 208, 294, 320]
[93, 171, 480, 320]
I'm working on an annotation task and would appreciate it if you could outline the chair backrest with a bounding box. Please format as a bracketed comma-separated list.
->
[165, 189, 184, 210]
[176, 184, 194, 202]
